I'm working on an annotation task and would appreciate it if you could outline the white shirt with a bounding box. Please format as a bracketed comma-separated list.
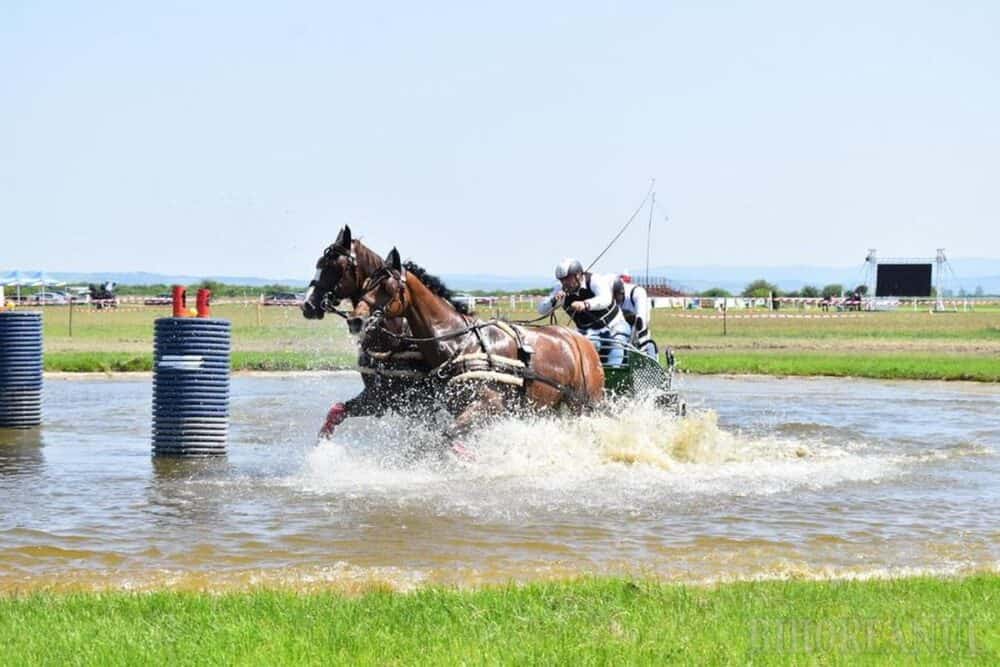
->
[538, 273, 617, 315]
[619, 283, 651, 331]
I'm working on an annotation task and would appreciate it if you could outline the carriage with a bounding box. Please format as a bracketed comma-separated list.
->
[601, 345, 686, 416]
[304, 227, 688, 440]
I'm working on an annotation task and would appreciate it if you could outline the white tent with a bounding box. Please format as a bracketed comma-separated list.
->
[36, 272, 66, 288]
[0, 270, 42, 286]
[0, 270, 42, 302]
[0, 270, 65, 302]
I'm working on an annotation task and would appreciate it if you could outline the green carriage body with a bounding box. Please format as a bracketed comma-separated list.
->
[602, 347, 685, 415]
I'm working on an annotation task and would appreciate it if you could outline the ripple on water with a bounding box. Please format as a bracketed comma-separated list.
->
[1, 375, 997, 590]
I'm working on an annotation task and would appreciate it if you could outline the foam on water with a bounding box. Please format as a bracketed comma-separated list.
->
[296, 396, 903, 508]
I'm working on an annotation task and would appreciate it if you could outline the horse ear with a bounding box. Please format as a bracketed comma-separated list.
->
[385, 247, 402, 271]
[334, 225, 352, 249]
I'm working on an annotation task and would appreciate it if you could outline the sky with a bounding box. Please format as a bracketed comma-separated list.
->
[2, 1, 998, 280]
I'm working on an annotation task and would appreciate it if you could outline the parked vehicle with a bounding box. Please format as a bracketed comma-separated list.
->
[65, 286, 92, 304]
[262, 292, 303, 306]
[31, 292, 69, 305]
[144, 293, 174, 306]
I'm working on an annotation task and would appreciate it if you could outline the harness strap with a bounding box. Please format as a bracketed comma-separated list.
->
[358, 367, 427, 378]
[521, 367, 588, 406]
[366, 349, 422, 361]
[433, 345, 586, 406]
[448, 371, 524, 387]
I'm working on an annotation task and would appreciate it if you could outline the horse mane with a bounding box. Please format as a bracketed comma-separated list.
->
[403, 261, 471, 315]
[347, 238, 470, 315]
[351, 240, 385, 275]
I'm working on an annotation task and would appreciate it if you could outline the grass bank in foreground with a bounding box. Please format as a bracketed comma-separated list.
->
[1, 576, 996, 664]
[679, 351, 1000, 382]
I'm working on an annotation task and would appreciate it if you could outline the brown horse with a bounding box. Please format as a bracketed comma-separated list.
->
[349, 248, 605, 440]
[301, 226, 470, 434]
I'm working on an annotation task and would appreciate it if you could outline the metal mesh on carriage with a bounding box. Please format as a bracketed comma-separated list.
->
[626, 350, 673, 395]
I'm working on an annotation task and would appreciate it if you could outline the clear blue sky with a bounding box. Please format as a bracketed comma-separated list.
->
[2, 1, 998, 279]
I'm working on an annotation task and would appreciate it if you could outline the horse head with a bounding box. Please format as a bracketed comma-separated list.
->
[301, 225, 365, 319]
[348, 247, 408, 335]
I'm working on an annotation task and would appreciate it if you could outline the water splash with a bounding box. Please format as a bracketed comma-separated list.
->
[298, 395, 896, 504]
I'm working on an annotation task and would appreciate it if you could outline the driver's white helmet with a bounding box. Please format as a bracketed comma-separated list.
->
[554, 258, 583, 280]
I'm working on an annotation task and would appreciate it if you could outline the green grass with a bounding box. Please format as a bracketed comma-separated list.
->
[44, 351, 355, 373]
[1, 576, 996, 664]
[43, 349, 999, 381]
[21, 303, 1000, 380]
[679, 351, 1000, 382]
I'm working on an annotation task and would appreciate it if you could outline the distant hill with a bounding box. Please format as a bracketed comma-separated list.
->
[5, 257, 999, 294]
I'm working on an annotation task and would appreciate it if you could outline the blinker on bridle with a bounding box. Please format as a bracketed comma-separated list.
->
[358, 266, 407, 316]
[308, 243, 360, 318]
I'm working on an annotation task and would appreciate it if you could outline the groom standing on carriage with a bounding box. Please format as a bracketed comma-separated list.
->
[537, 258, 631, 367]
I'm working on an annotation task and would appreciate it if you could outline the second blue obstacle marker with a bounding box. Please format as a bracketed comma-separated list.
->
[152, 288, 231, 456]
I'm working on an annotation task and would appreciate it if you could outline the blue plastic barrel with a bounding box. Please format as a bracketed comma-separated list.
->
[152, 318, 231, 456]
[0, 311, 43, 429]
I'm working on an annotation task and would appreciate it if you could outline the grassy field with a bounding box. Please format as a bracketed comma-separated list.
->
[1, 576, 996, 664]
[21, 302, 1000, 380]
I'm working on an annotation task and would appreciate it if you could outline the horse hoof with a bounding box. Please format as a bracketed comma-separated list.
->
[319, 402, 348, 437]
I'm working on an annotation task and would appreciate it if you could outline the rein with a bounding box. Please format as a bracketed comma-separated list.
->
[512, 311, 559, 326]
[367, 313, 485, 344]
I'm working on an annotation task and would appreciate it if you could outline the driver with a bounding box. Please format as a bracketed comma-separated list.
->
[613, 276, 657, 359]
[537, 258, 630, 367]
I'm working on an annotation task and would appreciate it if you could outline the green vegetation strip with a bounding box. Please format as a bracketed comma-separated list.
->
[680, 352, 1000, 382]
[44, 352, 354, 373]
[43, 350, 1000, 381]
[1, 577, 996, 664]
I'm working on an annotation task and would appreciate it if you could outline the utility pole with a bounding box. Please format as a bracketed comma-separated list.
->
[645, 191, 655, 287]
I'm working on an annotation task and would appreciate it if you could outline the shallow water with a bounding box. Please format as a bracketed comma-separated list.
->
[0, 373, 997, 591]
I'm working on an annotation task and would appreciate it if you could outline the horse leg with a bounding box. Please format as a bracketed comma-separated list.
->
[443, 386, 507, 456]
[319, 376, 389, 437]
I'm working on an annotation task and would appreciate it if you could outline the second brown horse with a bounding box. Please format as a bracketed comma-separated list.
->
[349, 248, 605, 440]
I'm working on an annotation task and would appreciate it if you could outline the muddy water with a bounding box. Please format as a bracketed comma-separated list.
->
[0, 373, 997, 591]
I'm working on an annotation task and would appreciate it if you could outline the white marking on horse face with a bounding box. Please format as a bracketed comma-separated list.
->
[304, 269, 324, 303]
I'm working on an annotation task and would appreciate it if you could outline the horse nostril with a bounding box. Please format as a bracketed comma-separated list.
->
[301, 303, 322, 320]
[347, 317, 363, 334]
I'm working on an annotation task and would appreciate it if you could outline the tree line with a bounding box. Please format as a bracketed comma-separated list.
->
[700, 280, 867, 299]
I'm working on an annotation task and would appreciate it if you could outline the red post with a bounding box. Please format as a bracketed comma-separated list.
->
[172, 285, 187, 318]
[196, 289, 212, 318]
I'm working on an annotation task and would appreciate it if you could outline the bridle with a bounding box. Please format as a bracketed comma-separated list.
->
[356, 265, 408, 324]
[307, 243, 363, 320]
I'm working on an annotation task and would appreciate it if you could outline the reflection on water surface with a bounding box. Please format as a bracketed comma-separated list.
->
[1, 373, 997, 591]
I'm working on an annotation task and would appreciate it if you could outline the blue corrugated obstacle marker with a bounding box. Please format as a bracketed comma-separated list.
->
[0, 311, 43, 429]
[152, 288, 231, 456]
